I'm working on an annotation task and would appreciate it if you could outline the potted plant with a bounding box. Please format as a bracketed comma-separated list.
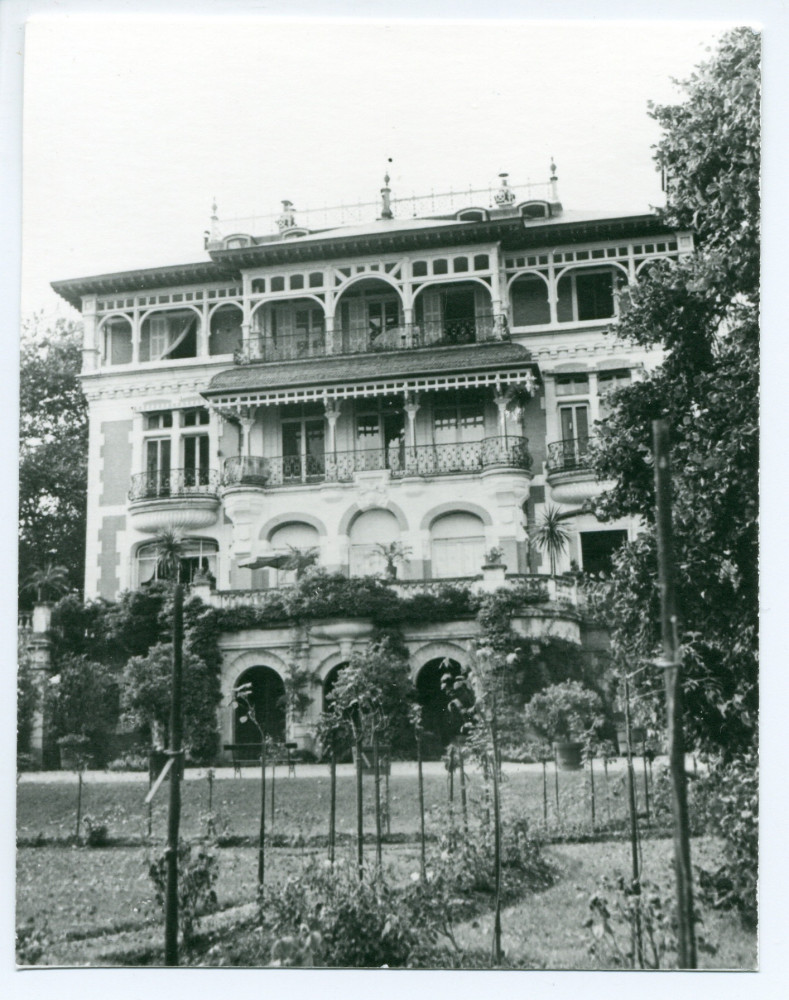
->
[523, 681, 603, 770]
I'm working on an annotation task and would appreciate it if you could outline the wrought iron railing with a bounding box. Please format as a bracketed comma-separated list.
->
[233, 316, 502, 364]
[545, 437, 594, 474]
[221, 436, 532, 489]
[129, 468, 220, 501]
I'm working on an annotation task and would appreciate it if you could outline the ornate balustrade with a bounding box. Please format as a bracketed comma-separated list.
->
[128, 468, 220, 501]
[545, 436, 595, 474]
[233, 316, 502, 364]
[221, 436, 532, 489]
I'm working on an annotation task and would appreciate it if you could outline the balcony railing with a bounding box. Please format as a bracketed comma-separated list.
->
[129, 468, 221, 501]
[222, 436, 532, 489]
[545, 437, 594, 474]
[233, 316, 501, 364]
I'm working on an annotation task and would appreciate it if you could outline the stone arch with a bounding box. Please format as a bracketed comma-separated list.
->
[419, 502, 492, 532]
[259, 512, 328, 541]
[413, 646, 473, 753]
[233, 665, 287, 744]
[338, 501, 409, 537]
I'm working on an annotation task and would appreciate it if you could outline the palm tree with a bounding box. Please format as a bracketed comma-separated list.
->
[282, 545, 319, 580]
[23, 562, 70, 603]
[374, 541, 412, 580]
[531, 505, 572, 576]
[154, 528, 184, 583]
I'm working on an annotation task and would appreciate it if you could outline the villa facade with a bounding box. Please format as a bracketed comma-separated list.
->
[51, 168, 691, 756]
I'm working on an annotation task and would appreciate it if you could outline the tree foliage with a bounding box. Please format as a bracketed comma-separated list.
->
[19, 315, 88, 604]
[590, 28, 760, 756]
[120, 642, 221, 761]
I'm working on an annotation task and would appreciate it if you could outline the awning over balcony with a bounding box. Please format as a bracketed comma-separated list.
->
[202, 341, 539, 409]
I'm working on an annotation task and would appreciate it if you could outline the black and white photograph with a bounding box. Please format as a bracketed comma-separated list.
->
[8, 2, 768, 983]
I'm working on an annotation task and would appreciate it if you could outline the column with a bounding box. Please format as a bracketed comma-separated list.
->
[82, 296, 100, 371]
[547, 260, 558, 325]
[324, 398, 341, 480]
[494, 387, 510, 443]
[238, 408, 256, 457]
[131, 304, 141, 364]
[325, 314, 335, 356]
[404, 391, 420, 473]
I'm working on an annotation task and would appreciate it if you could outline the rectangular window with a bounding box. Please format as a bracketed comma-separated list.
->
[183, 435, 209, 485]
[149, 316, 169, 358]
[576, 272, 614, 320]
[145, 412, 173, 430]
[555, 374, 589, 396]
[182, 409, 209, 427]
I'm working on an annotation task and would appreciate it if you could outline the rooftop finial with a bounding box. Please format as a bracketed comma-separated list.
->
[380, 158, 393, 220]
[549, 158, 559, 203]
[209, 198, 221, 244]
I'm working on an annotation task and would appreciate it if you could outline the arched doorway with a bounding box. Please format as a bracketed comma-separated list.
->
[234, 666, 286, 745]
[415, 657, 471, 755]
[322, 662, 349, 712]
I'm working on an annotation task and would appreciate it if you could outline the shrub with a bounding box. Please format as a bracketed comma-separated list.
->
[82, 814, 110, 847]
[695, 748, 758, 928]
[148, 841, 219, 945]
[523, 680, 603, 743]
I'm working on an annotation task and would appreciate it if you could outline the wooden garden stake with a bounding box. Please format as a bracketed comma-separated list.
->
[588, 751, 596, 830]
[258, 742, 266, 887]
[328, 749, 337, 864]
[642, 749, 651, 827]
[542, 756, 548, 827]
[653, 419, 696, 968]
[164, 580, 184, 967]
[458, 745, 469, 834]
[270, 755, 276, 827]
[416, 729, 426, 881]
[373, 732, 383, 873]
[623, 666, 644, 968]
[75, 768, 84, 842]
[355, 730, 364, 881]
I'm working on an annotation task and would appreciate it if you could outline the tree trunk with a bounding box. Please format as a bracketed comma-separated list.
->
[490, 698, 503, 966]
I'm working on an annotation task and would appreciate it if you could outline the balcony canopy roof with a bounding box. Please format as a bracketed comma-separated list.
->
[202, 341, 539, 409]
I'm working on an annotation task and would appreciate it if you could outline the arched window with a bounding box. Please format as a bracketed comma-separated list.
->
[510, 275, 550, 326]
[349, 509, 399, 577]
[102, 317, 133, 365]
[136, 538, 217, 588]
[209, 304, 243, 355]
[430, 512, 486, 578]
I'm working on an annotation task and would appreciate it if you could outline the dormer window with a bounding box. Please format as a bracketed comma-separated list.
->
[224, 234, 253, 249]
[281, 227, 311, 239]
[456, 208, 488, 222]
[520, 201, 551, 221]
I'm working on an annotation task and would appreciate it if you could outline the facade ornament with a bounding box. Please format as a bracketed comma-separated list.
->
[494, 172, 516, 207]
[277, 200, 297, 232]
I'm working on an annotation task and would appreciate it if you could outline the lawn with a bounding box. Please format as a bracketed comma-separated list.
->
[16, 764, 659, 845]
[17, 767, 755, 968]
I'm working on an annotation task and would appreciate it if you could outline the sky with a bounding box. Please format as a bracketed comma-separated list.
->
[18, 16, 733, 320]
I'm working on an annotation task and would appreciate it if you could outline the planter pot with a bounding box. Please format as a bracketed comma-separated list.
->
[616, 727, 646, 756]
[553, 740, 583, 771]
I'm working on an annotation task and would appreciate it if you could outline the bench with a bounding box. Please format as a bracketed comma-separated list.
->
[223, 742, 298, 778]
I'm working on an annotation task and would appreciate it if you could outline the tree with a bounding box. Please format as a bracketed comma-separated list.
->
[530, 505, 572, 576]
[48, 654, 120, 766]
[19, 316, 88, 605]
[23, 562, 71, 603]
[590, 28, 759, 757]
[120, 642, 220, 762]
